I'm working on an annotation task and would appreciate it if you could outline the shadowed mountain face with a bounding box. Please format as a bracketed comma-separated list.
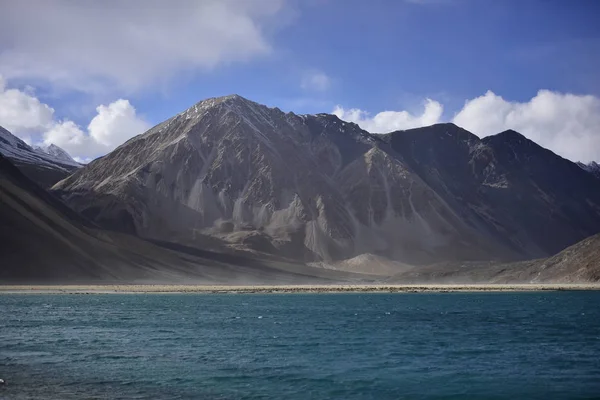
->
[52, 95, 600, 265]
[385, 126, 600, 259]
[0, 153, 361, 284]
[0, 152, 166, 282]
[0, 126, 80, 188]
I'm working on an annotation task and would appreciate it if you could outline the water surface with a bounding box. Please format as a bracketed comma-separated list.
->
[1, 292, 599, 399]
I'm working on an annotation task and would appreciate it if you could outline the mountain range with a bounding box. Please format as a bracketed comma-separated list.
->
[0, 126, 80, 188]
[1, 94, 599, 283]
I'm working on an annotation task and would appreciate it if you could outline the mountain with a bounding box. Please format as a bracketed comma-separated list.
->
[0, 153, 361, 284]
[388, 233, 600, 284]
[0, 126, 81, 187]
[577, 161, 600, 180]
[33, 143, 79, 165]
[53, 95, 600, 267]
[384, 126, 600, 260]
[52, 95, 501, 265]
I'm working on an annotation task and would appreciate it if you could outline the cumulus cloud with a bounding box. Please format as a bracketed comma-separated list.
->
[334, 90, 600, 162]
[43, 121, 86, 150]
[332, 99, 443, 133]
[88, 100, 150, 148]
[0, 75, 54, 138]
[301, 70, 331, 92]
[0, 0, 284, 93]
[43, 100, 150, 159]
[0, 76, 149, 160]
[453, 90, 600, 163]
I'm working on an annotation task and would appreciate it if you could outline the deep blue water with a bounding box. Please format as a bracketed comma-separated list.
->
[1, 292, 600, 399]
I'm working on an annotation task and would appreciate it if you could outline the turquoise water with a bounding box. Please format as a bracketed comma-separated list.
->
[1, 292, 599, 399]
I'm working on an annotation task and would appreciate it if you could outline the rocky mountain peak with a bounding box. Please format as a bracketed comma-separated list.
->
[196, 93, 254, 109]
[386, 123, 481, 150]
[489, 129, 528, 143]
[33, 143, 78, 165]
[481, 129, 556, 167]
[187, 94, 273, 116]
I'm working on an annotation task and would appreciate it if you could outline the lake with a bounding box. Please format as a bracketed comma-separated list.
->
[1, 292, 599, 399]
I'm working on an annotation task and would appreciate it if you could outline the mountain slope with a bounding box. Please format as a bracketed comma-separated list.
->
[0, 126, 80, 187]
[519, 233, 600, 282]
[53, 95, 600, 265]
[388, 233, 600, 284]
[0, 153, 359, 284]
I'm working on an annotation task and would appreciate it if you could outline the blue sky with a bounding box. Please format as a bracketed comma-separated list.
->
[1, 0, 599, 162]
[137, 0, 600, 121]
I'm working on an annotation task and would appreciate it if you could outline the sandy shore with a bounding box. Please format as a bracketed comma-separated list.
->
[1, 283, 599, 294]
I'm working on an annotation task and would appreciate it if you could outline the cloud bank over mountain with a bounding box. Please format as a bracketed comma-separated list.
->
[0, 76, 148, 162]
[334, 90, 600, 162]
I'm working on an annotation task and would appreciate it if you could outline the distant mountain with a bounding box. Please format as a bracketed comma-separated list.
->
[33, 143, 79, 165]
[0, 153, 356, 284]
[0, 126, 80, 187]
[577, 161, 600, 180]
[53, 95, 600, 266]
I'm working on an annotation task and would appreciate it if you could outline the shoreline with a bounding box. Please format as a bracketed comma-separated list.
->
[1, 283, 600, 294]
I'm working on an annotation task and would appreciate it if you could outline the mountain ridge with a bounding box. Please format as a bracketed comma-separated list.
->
[578, 161, 600, 180]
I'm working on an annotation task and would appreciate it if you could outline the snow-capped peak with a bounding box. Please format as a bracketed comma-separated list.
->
[0, 125, 81, 170]
[33, 143, 78, 165]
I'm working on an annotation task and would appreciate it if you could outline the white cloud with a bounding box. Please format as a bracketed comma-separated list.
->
[43, 121, 86, 149]
[301, 71, 331, 92]
[0, 76, 149, 160]
[0, 0, 284, 93]
[332, 99, 443, 133]
[43, 100, 150, 159]
[453, 90, 600, 162]
[88, 100, 150, 148]
[0, 75, 54, 137]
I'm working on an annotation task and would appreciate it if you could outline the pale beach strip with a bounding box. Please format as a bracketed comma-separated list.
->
[1, 283, 600, 294]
